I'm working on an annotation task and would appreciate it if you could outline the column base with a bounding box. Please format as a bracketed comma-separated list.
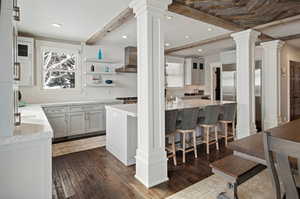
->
[135, 149, 168, 188]
[236, 123, 257, 139]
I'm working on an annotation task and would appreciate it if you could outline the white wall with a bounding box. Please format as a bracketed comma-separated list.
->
[20, 40, 137, 104]
[281, 44, 300, 122]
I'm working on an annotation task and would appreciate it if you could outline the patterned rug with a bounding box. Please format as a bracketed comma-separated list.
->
[167, 170, 275, 199]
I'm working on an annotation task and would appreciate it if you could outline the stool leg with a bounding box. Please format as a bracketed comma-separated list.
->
[182, 133, 186, 163]
[192, 130, 197, 158]
[224, 123, 228, 147]
[215, 126, 219, 150]
[171, 135, 177, 166]
[205, 127, 210, 154]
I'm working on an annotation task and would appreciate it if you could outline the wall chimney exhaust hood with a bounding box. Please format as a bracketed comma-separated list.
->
[116, 46, 137, 73]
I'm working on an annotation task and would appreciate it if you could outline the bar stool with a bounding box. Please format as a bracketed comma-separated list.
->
[176, 108, 199, 163]
[219, 103, 237, 147]
[199, 105, 222, 154]
[165, 109, 178, 166]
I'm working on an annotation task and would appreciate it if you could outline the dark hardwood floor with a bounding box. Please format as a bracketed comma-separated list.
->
[52, 141, 232, 199]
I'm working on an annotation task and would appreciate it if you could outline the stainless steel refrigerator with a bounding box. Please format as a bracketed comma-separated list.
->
[221, 61, 262, 131]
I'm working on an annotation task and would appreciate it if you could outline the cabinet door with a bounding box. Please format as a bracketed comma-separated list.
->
[47, 113, 68, 138]
[86, 110, 105, 133]
[69, 112, 85, 136]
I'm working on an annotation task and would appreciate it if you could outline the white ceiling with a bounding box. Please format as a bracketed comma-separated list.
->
[18, 0, 230, 55]
[18, 0, 132, 41]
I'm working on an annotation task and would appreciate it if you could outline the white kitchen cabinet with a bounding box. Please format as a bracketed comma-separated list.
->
[86, 110, 105, 133]
[18, 37, 34, 87]
[47, 113, 68, 138]
[185, 58, 205, 85]
[69, 112, 85, 136]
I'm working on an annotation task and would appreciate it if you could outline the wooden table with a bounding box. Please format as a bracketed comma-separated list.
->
[228, 119, 300, 165]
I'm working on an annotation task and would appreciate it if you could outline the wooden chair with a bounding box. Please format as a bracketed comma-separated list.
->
[219, 103, 237, 147]
[263, 131, 300, 199]
[165, 109, 178, 166]
[198, 105, 222, 154]
[176, 108, 199, 163]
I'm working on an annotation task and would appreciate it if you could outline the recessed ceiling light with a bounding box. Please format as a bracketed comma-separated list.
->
[52, 23, 62, 28]
[166, 15, 173, 20]
[165, 43, 171, 47]
[185, 35, 190, 39]
[122, 35, 128, 39]
[208, 28, 213, 31]
[198, 49, 203, 52]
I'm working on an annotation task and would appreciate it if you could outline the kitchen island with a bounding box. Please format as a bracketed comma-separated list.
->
[105, 99, 234, 166]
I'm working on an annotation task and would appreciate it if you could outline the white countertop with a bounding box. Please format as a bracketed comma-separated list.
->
[41, 99, 122, 107]
[105, 104, 137, 117]
[105, 99, 235, 117]
[0, 104, 53, 146]
[0, 99, 121, 146]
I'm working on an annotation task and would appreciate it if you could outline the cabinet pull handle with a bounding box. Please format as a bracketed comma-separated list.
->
[14, 113, 21, 126]
[14, 62, 21, 81]
[13, 6, 20, 21]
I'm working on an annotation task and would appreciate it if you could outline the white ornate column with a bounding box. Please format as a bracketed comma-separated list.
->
[129, 0, 172, 188]
[231, 29, 261, 139]
[261, 40, 284, 130]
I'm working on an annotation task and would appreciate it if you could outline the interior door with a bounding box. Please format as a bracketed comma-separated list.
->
[290, 61, 300, 121]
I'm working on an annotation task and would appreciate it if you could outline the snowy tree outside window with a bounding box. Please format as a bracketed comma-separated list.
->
[42, 47, 78, 89]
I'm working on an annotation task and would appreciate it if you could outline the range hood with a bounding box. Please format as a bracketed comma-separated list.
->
[116, 46, 137, 73]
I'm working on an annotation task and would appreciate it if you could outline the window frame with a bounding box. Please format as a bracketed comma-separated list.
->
[40, 46, 81, 91]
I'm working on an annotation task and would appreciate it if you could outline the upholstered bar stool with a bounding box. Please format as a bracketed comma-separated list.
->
[199, 105, 222, 154]
[219, 103, 237, 147]
[176, 108, 199, 163]
[165, 109, 178, 165]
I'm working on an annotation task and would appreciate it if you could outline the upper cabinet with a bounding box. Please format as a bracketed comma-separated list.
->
[185, 58, 205, 86]
[17, 37, 34, 86]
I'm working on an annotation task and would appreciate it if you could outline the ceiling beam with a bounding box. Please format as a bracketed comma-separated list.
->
[277, 33, 300, 41]
[165, 33, 232, 54]
[85, 7, 134, 45]
[168, 2, 244, 32]
[254, 14, 300, 30]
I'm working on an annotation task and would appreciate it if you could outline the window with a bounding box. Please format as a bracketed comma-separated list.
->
[42, 47, 79, 89]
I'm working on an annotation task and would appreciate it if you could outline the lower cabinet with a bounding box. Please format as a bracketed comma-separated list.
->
[47, 113, 68, 138]
[86, 110, 105, 133]
[69, 112, 86, 136]
[44, 103, 114, 139]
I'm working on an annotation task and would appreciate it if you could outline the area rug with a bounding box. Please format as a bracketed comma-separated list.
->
[167, 170, 275, 199]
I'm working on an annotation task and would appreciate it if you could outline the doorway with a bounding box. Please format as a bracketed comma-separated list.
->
[215, 68, 221, 101]
[290, 61, 300, 121]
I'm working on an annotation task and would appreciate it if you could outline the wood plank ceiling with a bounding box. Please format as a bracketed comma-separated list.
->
[174, 0, 300, 28]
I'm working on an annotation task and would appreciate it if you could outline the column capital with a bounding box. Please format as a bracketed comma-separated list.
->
[260, 40, 285, 49]
[231, 29, 261, 42]
[129, 0, 172, 16]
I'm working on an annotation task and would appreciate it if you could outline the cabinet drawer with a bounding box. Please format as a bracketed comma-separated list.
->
[70, 105, 84, 113]
[43, 106, 67, 114]
[83, 104, 104, 111]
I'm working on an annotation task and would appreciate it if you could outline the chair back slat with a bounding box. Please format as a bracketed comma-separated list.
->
[176, 108, 199, 130]
[165, 110, 178, 135]
[263, 132, 300, 199]
[202, 105, 222, 125]
[221, 103, 237, 121]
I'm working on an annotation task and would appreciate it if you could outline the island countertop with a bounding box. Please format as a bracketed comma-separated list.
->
[105, 99, 234, 117]
[0, 104, 53, 146]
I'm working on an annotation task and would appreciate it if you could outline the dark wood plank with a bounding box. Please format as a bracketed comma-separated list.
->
[53, 141, 232, 199]
[229, 119, 300, 163]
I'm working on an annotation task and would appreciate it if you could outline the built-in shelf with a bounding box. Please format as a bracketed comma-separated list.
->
[86, 83, 116, 87]
[85, 72, 116, 75]
[84, 58, 120, 64]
